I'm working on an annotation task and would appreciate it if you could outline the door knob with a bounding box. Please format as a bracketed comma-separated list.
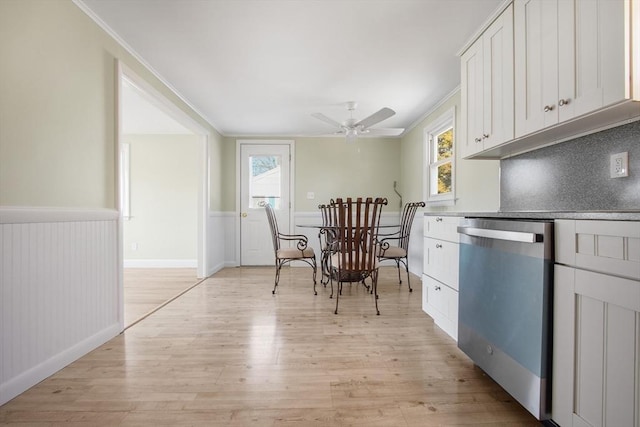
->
[241, 212, 248, 217]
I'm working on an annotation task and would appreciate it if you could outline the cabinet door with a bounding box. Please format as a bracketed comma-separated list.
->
[423, 237, 459, 290]
[514, 0, 559, 137]
[460, 39, 484, 158]
[553, 265, 639, 427]
[422, 275, 458, 341]
[482, 3, 514, 150]
[557, 0, 627, 122]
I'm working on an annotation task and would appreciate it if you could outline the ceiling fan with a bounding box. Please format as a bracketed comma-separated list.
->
[312, 101, 404, 143]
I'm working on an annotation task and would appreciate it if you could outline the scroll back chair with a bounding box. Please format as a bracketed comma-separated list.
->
[265, 203, 317, 295]
[329, 197, 387, 315]
[377, 201, 425, 291]
[317, 202, 339, 285]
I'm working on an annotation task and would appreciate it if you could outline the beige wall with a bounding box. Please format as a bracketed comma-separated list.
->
[0, 0, 222, 209]
[221, 137, 402, 212]
[400, 90, 500, 212]
[122, 134, 199, 260]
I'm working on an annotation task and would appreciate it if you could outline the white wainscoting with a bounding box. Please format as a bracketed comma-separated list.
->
[217, 210, 424, 275]
[0, 208, 120, 406]
[123, 259, 197, 268]
[294, 211, 425, 277]
[208, 211, 235, 273]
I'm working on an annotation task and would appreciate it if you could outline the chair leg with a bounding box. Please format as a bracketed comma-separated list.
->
[312, 257, 318, 295]
[334, 281, 341, 314]
[272, 260, 282, 294]
[372, 270, 380, 315]
[395, 259, 402, 284]
[403, 258, 412, 292]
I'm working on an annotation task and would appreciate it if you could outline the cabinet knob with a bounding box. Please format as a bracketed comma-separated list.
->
[435, 217, 443, 222]
[482, 133, 489, 139]
[474, 137, 482, 143]
[435, 243, 443, 249]
[543, 105, 554, 112]
[558, 98, 570, 106]
[435, 286, 441, 291]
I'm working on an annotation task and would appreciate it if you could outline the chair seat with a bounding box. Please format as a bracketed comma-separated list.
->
[277, 247, 315, 259]
[379, 245, 406, 258]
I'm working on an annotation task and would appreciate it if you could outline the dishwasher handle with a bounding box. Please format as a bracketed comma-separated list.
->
[457, 226, 543, 243]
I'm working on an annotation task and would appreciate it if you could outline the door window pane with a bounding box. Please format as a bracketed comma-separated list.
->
[249, 155, 281, 208]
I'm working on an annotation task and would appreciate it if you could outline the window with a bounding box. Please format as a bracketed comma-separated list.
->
[249, 155, 282, 209]
[424, 108, 455, 204]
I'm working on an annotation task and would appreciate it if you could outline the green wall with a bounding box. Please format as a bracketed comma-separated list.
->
[221, 136, 402, 212]
[122, 134, 199, 260]
[0, 0, 497, 215]
[0, 0, 223, 209]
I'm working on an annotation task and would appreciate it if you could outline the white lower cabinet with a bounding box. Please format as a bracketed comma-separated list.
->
[422, 215, 461, 341]
[552, 220, 640, 427]
[422, 275, 458, 340]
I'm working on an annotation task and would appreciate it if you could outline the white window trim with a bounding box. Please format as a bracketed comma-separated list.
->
[423, 107, 456, 206]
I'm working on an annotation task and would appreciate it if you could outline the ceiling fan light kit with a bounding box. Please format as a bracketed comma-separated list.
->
[312, 101, 404, 142]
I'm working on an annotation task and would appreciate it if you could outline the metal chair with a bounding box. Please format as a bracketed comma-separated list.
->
[317, 202, 339, 285]
[377, 201, 425, 291]
[265, 203, 317, 295]
[329, 197, 387, 315]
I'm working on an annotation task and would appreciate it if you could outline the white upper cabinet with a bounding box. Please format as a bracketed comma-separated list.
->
[514, 0, 559, 137]
[462, 0, 639, 159]
[557, 0, 627, 121]
[515, 0, 630, 138]
[460, 4, 514, 159]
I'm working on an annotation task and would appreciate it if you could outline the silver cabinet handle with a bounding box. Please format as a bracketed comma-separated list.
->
[474, 137, 482, 143]
[435, 285, 441, 291]
[457, 226, 542, 243]
[435, 217, 443, 222]
[559, 98, 569, 106]
[543, 105, 554, 112]
[435, 243, 443, 249]
[482, 133, 489, 139]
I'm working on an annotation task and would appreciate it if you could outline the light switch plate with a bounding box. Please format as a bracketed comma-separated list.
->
[306, 192, 315, 199]
[610, 152, 629, 178]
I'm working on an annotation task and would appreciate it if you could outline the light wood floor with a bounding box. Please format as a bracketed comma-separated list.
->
[0, 267, 540, 426]
[123, 268, 200, 328]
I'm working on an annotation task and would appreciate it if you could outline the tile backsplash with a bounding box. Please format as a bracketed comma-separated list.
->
[500, 120, 640, 212]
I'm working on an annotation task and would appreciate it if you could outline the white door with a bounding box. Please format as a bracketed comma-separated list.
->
[239, 142, 291, 265]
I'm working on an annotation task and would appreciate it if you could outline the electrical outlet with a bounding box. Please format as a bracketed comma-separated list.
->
[610, 152, 629, 178]
[306, 192, 315, 200]
[131, 242, 138, 251]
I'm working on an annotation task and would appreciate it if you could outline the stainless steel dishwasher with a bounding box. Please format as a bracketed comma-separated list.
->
[457, 218, 553, 421]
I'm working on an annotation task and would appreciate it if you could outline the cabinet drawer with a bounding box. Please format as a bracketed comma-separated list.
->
[556, 219, 640, 280]
[424, 215, 461, 243]
[423, 237, 459, 289]
[422, 275, 458, 341]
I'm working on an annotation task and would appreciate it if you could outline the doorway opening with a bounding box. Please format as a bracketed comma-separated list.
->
[117, 61, 209, 329]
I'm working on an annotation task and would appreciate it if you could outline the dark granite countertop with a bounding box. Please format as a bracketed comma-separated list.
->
[423, 211, 640, 221]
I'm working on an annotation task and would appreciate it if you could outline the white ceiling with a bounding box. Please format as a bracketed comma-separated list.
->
[79, 0, 504, 137]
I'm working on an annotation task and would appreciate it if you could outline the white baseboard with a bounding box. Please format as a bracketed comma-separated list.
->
[124, 259, 197, 268]
[0, 323, 120, 406]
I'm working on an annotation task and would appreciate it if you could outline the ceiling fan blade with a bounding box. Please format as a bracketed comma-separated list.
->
[362, 127, 404, 136]
[311, 112, 342, 128]
[355, 107, 395, 129]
